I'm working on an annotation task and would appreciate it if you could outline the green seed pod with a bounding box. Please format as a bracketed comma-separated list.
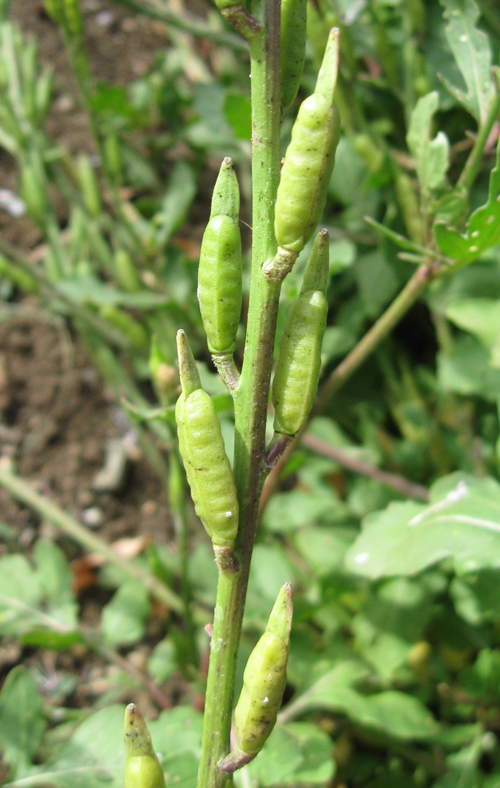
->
[124, 704, 166, 788]
[175, 330, 238, 548]
[280, 0, 307, 109]
[197, 158, 243, 358]
[272, 230, 329, 437]
[78, 154, 101, 218]
[234, 584, 293, 758]
[274, 29, 341, 255]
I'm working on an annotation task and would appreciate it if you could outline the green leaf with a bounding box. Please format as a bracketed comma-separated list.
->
[155, 161, 197, 247]
[446, 298, 500, 366]
[0, 667, 45, 777]
[148, 706, 202, 759]
[247, 722, 335, 786]
[101, 581, 150, 647]
[450, 571, 500, 625]
[42, 705, 125, 788]
[345, 473, 500, 579]
[282, 661, 439, 741]
[57, 278, 169, 308]
[223, 92, 252, 140]
[262, 486, 344, 532]
[407, 92, 449, 197]
[438, 335, 500, 400]
[434, 139, 500, 266]
[439, 0, 494, 124]
[0, 554, 41, 635]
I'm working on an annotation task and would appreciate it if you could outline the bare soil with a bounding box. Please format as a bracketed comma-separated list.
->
[0, 0, 192, 714]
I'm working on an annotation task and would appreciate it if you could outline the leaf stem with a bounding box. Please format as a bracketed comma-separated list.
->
[456, 73, 500, 194]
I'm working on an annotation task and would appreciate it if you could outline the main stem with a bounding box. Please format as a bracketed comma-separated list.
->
[196, 0, 282, 784]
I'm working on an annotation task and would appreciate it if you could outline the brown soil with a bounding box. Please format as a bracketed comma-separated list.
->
[0, 0, 192, 714]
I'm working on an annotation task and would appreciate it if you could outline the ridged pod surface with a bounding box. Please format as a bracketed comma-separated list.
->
[274, 94, 340, 253]
[197, 214, 242, 355]
[175, 388, 238, 548]
[124, 704, 165, 788]
[234, 584, 293, 757]
[272, 290, 328, 436]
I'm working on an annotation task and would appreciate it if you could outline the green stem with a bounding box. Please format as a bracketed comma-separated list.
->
[115, 0, 249, 53]
[456, 74, 500, 194]
[196, 0, 282, 784]
[314, 262, 436, 411]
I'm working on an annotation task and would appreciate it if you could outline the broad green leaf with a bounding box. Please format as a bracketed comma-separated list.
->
[355, 251, 399, 318]
[0, 667, 45, 777]
[262, 486, 345, 532]
[101, 581, 150, 647]
[281, 661, 439, 741]
[451, 571, 500, 625]
[434, 139, 500, 266]
[345, 473, 500, 579]
[438, 335, 500, 400]
[223, 91, 251, 140]
[34, 541, 78, 630]
[247, 722, 335, 786]
[148, 706, 203, 758]
[0, 554, 43, 636]
[407, 92, 449, 197]
[446, 298, 500, 366]
[41, 705, 125, 788]
[293, 526, 355, 576]
[439, 0, 494, 124]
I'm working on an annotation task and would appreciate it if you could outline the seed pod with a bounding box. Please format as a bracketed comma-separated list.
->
[274, 29, 340, 255]
[272, 230, 329, 437]
[124, 704, 166, 788]
[175, 330, 238, 549]
[78, 154, 101, 218]
[280, 0, 307, 109]
[197, 158, 242, 358]
[234, 584, 293, 758]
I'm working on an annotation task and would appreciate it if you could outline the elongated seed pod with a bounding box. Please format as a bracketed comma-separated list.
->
[280, 0, 307, 109]
[272, 230, 329, 437]
[197, 158, 242, 357]
[274, 29, 341, 255]
[234, 584, 293, 757]
[124, 704, 166, 788]
[175, 331, 238, 548]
